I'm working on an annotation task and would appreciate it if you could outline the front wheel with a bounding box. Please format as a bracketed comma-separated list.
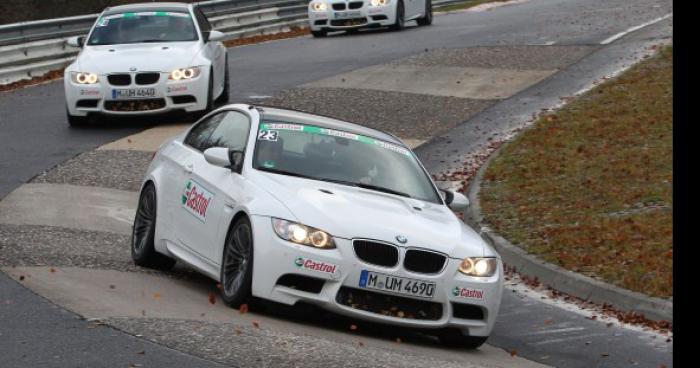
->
[220, 217, 254, 308]
[390, 1, 406, 31]
[438, 330, 488, 349]
[311, 29, 327, 38]
[131, 183, 176, 270]
[417, 0, 433, 26]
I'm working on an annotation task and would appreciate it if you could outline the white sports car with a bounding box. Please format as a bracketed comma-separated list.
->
[132, 104, 503, 348]
[64, 2, 228, 126]
[308, 0, 433, 37]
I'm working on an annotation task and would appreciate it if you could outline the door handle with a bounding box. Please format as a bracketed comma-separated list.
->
[184, 163, 194, 174]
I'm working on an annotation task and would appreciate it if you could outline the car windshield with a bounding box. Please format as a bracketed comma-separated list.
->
[88, 11, 198, 46]
[253, 120, 442, 204]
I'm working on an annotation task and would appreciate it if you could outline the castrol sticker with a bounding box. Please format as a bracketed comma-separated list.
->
[181, 179, 214, 222]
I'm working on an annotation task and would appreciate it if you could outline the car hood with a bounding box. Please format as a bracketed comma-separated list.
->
[77, 42, 201, 74]
[253, 172, 488, 258]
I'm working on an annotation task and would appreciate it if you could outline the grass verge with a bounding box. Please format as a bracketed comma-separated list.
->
[479, 46, 673, 298]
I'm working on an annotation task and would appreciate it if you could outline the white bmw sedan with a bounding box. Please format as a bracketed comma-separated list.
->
[132, 104, 503, 348]
[64, 2, 228, 126]
[308, 0, 433, 37]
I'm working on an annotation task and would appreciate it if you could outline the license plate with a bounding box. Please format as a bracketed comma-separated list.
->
[334, 11, 361, 19]
[359, 270, 436, 299]
[111, 88, 156, 100]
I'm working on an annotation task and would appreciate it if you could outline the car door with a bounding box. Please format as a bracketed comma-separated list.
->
[176, 109, 252, 264]
[194, 6, 225, 95]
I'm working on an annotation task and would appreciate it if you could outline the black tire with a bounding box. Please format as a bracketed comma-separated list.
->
[205, 69, 215, 111]
[220, 217, 254, 308]
[66, 108, 88, 127]
[417, 0, 433, 26]
[131, 183, 176, 270]
[438, 330, 488, 349]
[217, 57, 230, 103]
[311, 29, 327, 38]
[390, 1, 405, 31]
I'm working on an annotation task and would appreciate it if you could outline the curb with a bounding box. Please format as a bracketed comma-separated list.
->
[464, 147, 673, 323]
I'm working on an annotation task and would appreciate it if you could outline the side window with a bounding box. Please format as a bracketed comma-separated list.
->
[206, 111, 251, 152]
[193, 7, 212, 34]
[183, 113, 225, 151]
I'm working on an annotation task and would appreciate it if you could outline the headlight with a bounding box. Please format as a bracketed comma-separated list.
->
[272, 218, 335, 249]
[169, 67, 201, 81]
[458, 257, 497, 277]
[71, 72, 99, 84]
[370, 0, 389, 6]
[310, 2, 328, 11]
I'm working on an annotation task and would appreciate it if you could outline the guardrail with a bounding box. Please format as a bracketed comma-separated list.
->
[0, 0, 473, 85]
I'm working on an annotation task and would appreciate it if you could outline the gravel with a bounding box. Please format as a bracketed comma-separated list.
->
[393, 46, 596, 70]
[105, 317, 504, 368]
[0, 224, 198, 278]
[260, 88, 496, 140]
[31, 150, 152, 192]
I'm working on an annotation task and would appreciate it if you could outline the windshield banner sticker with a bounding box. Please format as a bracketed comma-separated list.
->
[182, 179, 214, 223]
[103, 12, 190, 20]
[259, 122, 410, 156]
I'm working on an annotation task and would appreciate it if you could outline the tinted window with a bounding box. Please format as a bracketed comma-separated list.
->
[206, 111, 251, 151]
[253, 121, 441, 204]
[184, 113, 225, 151]
[88, 12, 198, 46]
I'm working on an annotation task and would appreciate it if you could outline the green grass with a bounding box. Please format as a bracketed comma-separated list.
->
[435, 0, 510, 13]
[480, 46, 673, 298]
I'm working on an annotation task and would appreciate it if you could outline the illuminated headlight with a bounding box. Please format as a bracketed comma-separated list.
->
[310, 2, 328, 11]
[370, 0, 389, 6]
[71, 72, 99, 84]
[272, 218, 335, 249]
[458, 257, 497, 277]
[169, 67, 201, 81]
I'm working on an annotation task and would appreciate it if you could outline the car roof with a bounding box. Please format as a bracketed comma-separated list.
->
[103, 2, 192, 16]
[255, 105, 404, 146]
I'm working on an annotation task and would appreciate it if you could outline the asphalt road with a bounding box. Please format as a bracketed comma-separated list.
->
[0, 0, 673, 366]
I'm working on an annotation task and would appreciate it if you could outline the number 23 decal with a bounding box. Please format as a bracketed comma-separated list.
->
[258, 130, 279, 141]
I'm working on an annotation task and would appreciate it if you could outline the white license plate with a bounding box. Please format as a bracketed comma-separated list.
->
[358, 270, 436, 299]
[334, 11, 361, 19]
[111, 88, 156, 100]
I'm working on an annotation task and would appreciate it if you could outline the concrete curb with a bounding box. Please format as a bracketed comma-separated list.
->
[464, 147, 673, 323]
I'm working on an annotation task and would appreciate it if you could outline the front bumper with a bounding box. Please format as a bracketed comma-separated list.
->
[250, 216, 504, 337]
[308, 2, 397, 31]
[64, 70, 210, 117]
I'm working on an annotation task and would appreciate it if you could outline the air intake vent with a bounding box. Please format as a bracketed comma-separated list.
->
[108, 74, 131, 86]
[353, 240, 399, 267]
[135, 72, 160, 85]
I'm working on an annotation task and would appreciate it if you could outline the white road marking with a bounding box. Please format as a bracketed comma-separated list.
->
[527, 327, 586, 335]
[600, 13, 672, 45]
[247, 95, 273, 99]
[531, 333, 608, 346]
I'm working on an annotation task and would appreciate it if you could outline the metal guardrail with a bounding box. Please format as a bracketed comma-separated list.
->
[0, 0, 474, 85]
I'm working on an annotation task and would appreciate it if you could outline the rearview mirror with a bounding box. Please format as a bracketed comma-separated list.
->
[208, 30, 225, 42]
[67, 36, 85, 48]
[441, 189, 470, 211]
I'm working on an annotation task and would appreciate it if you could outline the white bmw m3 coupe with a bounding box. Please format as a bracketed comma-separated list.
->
[132, 104, 503, 348]
[308, 0, 433, 37]
[63, 2, 228, 126]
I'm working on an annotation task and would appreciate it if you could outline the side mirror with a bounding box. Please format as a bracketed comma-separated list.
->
[204, 147, 231, 168]
[67, 36, 85, 48]
[207, 30, 225, 42]
[441, 189, 470, 211]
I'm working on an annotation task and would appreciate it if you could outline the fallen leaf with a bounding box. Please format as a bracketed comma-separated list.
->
[208, 293, 216, 305]
[358, 341, 364, 347]
[601, 353, 609, 357]
[350, 324, 357, 331]
[235, 328, 242, 335]
[19, 275, 25, 281]
[216, 283, 222, 290]
[395, 338, 402, 344]
[136, 351, 145, 355]
[510, 350, 518, 357]
[544, 319, 553, 325]
[252, 321, 260, 329]
[49, 268, 56, 273]
[109, 285, 116, 289]
[153, 293, 161, 299]
[239, 304, 249, 314]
